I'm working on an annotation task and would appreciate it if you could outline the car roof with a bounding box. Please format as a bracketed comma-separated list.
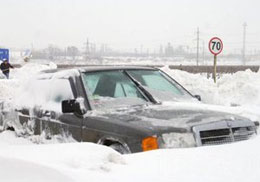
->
[80, 66, 158, 72]
[41, 65, 158, 74]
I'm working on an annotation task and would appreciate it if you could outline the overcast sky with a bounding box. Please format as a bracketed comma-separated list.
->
[0, 0, 259, 52]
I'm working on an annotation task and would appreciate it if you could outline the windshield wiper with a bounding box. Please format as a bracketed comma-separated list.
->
[124, 71, 160, 104]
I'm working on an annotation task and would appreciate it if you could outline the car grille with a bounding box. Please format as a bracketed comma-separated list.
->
[199, 127, 256, 145]
[193, 121, 257, 146]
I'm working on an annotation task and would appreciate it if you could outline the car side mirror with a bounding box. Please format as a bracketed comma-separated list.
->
[62, 99, 82, 115]
[194, 95, 201, 101]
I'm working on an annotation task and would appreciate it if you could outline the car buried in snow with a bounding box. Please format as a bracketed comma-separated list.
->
[0, 66, 259, 154]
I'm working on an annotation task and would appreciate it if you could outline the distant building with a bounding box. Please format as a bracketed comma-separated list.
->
[165, 43, 174, 57]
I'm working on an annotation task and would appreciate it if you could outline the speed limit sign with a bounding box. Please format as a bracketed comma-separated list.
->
[209, 37, 223, 83]
[208, 37, 223, 55]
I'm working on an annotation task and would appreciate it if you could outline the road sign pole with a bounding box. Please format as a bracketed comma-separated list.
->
[208, 37, 223, 83]
[213, 55, 217, 83]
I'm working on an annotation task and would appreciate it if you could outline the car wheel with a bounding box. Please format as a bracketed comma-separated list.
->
[109, 143, 130, 154]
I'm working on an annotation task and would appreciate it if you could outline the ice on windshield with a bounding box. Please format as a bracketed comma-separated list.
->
[81, 69, 196, 109]
[81, 71, 148, 109]
[127, 70, 194, 102]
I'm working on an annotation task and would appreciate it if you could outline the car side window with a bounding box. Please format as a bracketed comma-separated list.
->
[17, 78, 74, 113]
[48, 79, 74, 103]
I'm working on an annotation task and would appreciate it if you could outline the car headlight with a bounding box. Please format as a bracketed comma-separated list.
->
[161, 132, 196, 148]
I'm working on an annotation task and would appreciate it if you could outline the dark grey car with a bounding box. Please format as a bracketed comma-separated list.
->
[0, 66, 258, 153]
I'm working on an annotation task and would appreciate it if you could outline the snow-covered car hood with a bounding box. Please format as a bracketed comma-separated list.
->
[88, 102, 252, 132]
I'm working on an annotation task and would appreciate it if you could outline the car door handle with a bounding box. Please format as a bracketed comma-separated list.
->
[42, 111, 51, 117]
[15, 109, 29, 115]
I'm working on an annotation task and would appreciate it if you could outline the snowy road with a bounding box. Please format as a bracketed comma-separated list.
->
[0, 62, 259, 182]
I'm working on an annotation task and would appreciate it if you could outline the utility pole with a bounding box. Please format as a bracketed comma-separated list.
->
[196, 27, 200, 66]
[242, 22, 247, 65]
[84, 38, 90, 61]
[202, 40, 205, 65]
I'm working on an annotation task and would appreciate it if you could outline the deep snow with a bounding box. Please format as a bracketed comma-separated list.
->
[0, 62, 259, 182]
[1, 130, 260, 182]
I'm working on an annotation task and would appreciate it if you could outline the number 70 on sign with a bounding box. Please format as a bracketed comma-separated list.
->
[208, 37, 223, 55]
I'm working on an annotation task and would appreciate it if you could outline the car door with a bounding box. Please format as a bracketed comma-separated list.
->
[16, 77, 83, 141]
[16, 106, 42, 135]
[38, 78, 83, 141]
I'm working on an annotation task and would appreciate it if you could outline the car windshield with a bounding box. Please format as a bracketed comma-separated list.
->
[81, 70, 148, 109]
[126, 70, 193, 101]
[82, 69, 195, 110]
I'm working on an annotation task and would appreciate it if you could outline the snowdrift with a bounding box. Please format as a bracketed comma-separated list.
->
[0, 62, 259, 182]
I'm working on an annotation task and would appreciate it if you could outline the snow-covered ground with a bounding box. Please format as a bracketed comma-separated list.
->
[10, 54, 260, 66]
[161, 66, 260, 122]
[1, 129, 260, 182]
[0, 62, 260, 182]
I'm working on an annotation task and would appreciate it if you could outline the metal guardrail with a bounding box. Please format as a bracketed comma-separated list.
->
[13, 64, 259, 74]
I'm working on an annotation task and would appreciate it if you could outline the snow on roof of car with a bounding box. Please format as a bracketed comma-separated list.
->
[37, 66, 158, 79]
[78, 65, 157, 72]
[42, 65, 156, 72]
[37, 68, 80, 79]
